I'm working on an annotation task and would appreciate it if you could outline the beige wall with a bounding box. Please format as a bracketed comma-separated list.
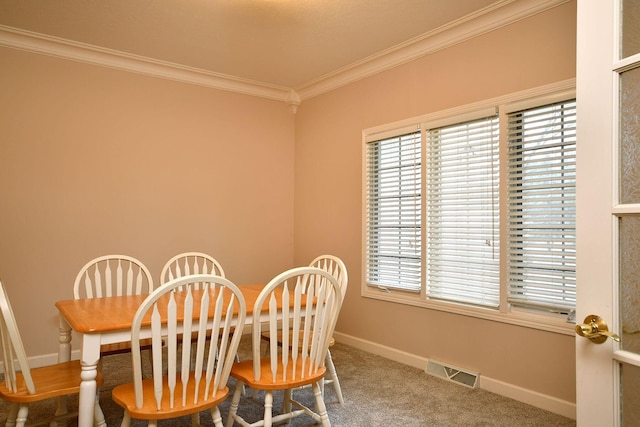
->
[0, 47, 296, 356]
[294, 2, 577, 403]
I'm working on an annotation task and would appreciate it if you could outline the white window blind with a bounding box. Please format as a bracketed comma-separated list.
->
[366, 131, 421, 292]
[506, 100, 576, 313]
[426, 116, 500, 308]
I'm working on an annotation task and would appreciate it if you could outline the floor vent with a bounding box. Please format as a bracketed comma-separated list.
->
[425, 360, 479, 389]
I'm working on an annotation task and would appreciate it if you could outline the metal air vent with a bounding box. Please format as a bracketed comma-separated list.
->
[425, 359, 479, 389]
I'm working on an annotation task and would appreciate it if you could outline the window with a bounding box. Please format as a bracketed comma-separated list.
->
[365, 131, 421, 292]
[426, 116, 500, 308]
[506, 100, 576, 314]
[363, 84, 576, 326]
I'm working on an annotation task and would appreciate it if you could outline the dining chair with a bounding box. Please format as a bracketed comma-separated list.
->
[111, 274, 246, 427]
[226, 266, 343, 427]
[0, 278, 104, 427]
[259, 254, 348, 404]
[73, 255, 155, 358]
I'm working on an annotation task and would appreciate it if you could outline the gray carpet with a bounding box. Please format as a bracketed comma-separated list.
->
[1, 337, 576, 426]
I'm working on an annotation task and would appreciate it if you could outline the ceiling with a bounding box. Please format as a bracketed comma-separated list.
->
[0, 1, 510, 87]
[0, 0, 568, 102]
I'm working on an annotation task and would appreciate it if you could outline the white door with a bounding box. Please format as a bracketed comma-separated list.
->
[576, 1, 640, 425]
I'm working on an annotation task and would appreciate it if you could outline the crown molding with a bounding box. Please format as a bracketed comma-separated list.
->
[295, 0, 571, 100]
[0, 0, 570, 105]
[0, 24, 292, 103]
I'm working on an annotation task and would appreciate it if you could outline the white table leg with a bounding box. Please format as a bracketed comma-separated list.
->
[58, 316, 72, 362]
[55, 316, 73, 424]
[78, 334, 104, 427]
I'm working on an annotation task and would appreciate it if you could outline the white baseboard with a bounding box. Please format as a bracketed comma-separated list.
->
[333, 331, 576, 420]
[479, 376, 576, 419]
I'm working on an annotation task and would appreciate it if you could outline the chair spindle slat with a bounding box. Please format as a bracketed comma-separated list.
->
[167, 292, 177, 408]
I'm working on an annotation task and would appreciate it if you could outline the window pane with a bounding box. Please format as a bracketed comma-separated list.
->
[426, 116, 500, 308]
[622, 0, 640, 59]
[620, 215, 640, 354]
[620, 66, 640, 204]
[620, 362, 640, 426]
[507, 100, 576, 313]
[366, 132, 422, 291]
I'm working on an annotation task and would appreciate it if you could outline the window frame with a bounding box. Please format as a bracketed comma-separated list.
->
[361, 80, 576, 335]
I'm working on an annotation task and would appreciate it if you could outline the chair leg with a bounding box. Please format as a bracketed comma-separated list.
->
[249, 386, 260, 399]
[54, 396, 69, 426]
[225, 382, 244, 427]
[5, 403, 19, 427]
[120, 412, 131, 427]
[210, 406, 224, 427]
[325, 349, 344, 404]
[283, 388, 292, 415]
[191, 412, 200, 426]
[263, 390, 273, 427]
[312, 382, 331, 427]
[234, 352, 247, 396]
[94, 391, 106, 427]
[14, 404, 29, 427]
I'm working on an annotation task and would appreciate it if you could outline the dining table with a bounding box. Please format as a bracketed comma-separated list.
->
[55, 283, 270, 427]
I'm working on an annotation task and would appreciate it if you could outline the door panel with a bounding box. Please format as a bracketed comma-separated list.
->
[577, 1, 640, 425]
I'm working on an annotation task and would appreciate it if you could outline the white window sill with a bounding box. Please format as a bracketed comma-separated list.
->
[361, 286, 575, 336]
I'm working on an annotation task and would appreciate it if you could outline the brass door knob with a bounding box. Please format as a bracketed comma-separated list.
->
[575, 314, 620, 344]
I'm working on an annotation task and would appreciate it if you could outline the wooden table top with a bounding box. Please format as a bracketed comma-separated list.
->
[55, 283, 267, 334]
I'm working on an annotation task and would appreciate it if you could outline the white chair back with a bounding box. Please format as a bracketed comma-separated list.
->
[251, 267, 342, 383]
[130, 274, 245, 410]
[160, 252, 225, 285]
[73, 255, 154, 299]
[0, 279, 35, 395]
[309, 254, 348, 298]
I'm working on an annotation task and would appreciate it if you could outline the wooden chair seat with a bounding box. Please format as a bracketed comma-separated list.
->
[0, 360, 104, 403]
[112, 373, 229, 420]
[231, 358, 326, 391]
[257, 331, 338, 403]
